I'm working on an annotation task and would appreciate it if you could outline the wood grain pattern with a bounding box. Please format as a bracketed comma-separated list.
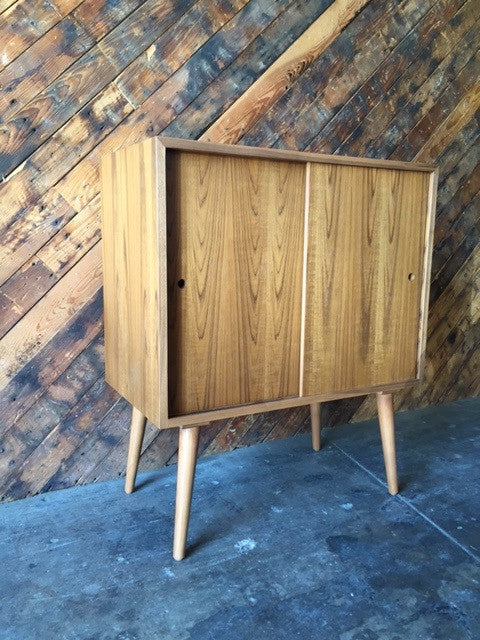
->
[164, 0, 334, 141]
[113, 0, 248, 108]
[167, 380, 415, 428]
[303, 163, 431, 395]
[0, 0, 478, 501]
[306, 0, 476, 157]
[0, 243, 102, 389]
[102, 138, 434, 426]
[158, 136, 434, 172]
[242, 0, 425, 150]
[0, 17, 95, 123]
[0, 0, 65, 72]
[100, 138, 163, 425]
[167, 150, 305, 415]
[201, 0, 369, 144]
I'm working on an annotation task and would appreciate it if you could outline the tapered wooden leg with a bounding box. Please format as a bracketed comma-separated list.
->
[173, 425, 200, 561]
[376, 392, 398, 495]
[310, 402, 321, 451]
[124, 407, 147, 494]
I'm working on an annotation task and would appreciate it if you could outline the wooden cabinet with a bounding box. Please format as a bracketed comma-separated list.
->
[101, 137, 437, 559]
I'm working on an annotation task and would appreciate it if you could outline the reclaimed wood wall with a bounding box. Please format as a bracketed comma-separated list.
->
[0, 0, 478, 502]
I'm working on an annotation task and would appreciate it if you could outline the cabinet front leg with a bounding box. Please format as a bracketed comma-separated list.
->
[125, 406, 147, 494]
[310, 403, 321, 451]
[376, 392, 398, 495]
[173, 425, 200, 561]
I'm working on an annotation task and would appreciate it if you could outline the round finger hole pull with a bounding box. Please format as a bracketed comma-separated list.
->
[177, 278, 186, 288]
[408, 273, 415, 282]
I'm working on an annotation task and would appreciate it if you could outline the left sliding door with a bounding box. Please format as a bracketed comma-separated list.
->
[166, 151, 306, 416]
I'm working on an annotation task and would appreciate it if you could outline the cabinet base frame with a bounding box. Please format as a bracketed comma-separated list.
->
[163, 378, 416, 428]
[125, 390, 400, 560]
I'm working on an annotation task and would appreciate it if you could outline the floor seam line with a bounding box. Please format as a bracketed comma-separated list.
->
[395, 493, 480, 564]
[330, 441, 480, 564]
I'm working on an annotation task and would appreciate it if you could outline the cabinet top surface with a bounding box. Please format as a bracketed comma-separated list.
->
[148, 136, 437, 174]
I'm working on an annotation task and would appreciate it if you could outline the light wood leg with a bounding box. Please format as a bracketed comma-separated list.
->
[124, 407, 147, 494]
[310, 402, 321, 451]
[173, 425, 200, 561]
[376, 392, 398, 495]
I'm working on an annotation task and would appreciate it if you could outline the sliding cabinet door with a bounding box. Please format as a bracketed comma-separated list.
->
[167, 151, 305, 416]
[303, 163, 430, 395]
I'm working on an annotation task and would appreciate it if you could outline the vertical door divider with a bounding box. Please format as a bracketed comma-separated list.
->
[298, 161, 311, 397]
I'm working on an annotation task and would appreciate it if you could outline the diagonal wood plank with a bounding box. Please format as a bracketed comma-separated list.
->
[0, 82, 132, 284]
[200, 0, 369, 144]
[0, 16, 95, 123]
[242, 0, 472, 150]
[164, 0, 336, 140]
[52, 0, 294, 214]
[0, 0, 69, 72]
[0, 288, 103, 432]
[414, 83, 480, 162]
[0, 243, 102, 389]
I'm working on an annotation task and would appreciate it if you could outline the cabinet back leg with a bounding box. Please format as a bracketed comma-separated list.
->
[173, 425, 200, 561]
[376, 392, 399, 495]
[125, 407, 147, 494]
[310, 403, 321, 451]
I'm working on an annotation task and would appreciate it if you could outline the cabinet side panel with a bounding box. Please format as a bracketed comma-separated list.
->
[417, 168, 438, 379]
[303, 164, 430, 395]
[100, 138, 161, 425]
[167, 151, 305, 415]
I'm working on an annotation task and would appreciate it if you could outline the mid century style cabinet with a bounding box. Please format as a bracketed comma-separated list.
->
[100, 137, 437, 560]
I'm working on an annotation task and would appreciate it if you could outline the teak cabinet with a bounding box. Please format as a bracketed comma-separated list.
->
[101, 137, 438, 560]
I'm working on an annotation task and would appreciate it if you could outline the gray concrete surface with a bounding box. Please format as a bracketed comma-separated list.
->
[0, 397, 479, 639]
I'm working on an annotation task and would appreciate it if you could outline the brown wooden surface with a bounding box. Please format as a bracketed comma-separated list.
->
[159, 135, 434, 171]
[100, 138, 163, 425]
[107, 139, 432, 423]
[304, 163, 431, 394]
[167, 150, 305, 415]
[0, 0, 478, 501]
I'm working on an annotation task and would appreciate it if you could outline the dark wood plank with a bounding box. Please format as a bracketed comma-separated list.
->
[0, 83, 131, 284]
[241, 0, 437, 148]
[0, 195, 100, 337]
[0, 332, 105, 501]
[52, 0, 294, 214]
[333, 6, 479, 157]
[114, 0, 249, 108]
[72, 0, 146, 42]
[0, 288, 102, 432]
[0, 1, 195, 180]
[0, 191, 75, 285]
[1, 368, 120, 501]
[306, 0, 476, 154]
[0, 46, 117, 178]
[164, 0, 334, 139]
[0, 0, 63, 72]
[0, 258, 55, 338]
[0, 16, 95, 123]
[97, 0, 197, 71]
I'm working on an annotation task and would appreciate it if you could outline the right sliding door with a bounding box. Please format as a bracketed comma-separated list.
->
[303, 163, 431, 396]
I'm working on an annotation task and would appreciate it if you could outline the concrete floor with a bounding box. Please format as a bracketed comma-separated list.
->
[0, 398, 479, 640]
